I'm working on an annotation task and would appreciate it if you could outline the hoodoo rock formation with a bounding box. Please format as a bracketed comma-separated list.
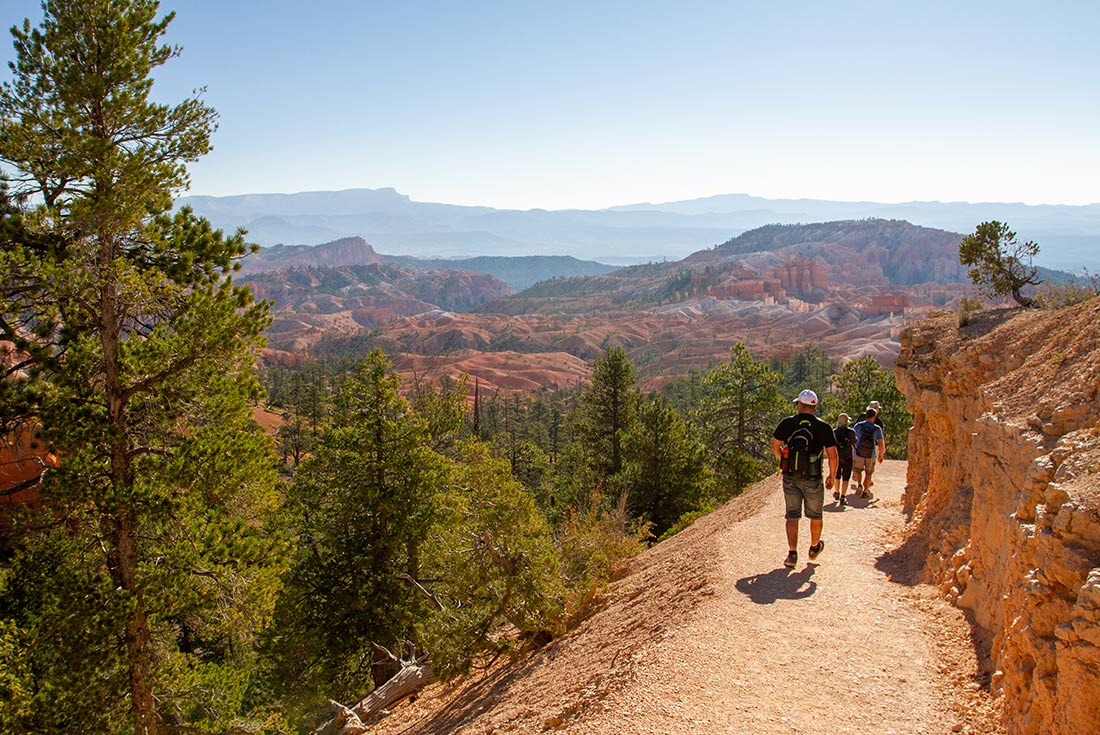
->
[769, 256, 829, 298]
[896, 297, 1100, 735]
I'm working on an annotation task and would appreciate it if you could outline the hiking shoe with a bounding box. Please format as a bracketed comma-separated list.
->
[862, 489, 874, 500]
[808, 540, 825, 560]
[783, 550, 798, 569]
[833, 490, 840, 501]
[839, 495, 847, 507]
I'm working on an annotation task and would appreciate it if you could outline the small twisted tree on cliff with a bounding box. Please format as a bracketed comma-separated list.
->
[959, 221, 1040, 308]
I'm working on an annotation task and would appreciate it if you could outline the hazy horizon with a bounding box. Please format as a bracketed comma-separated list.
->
[175, 186, 1100, 272]
[180, 184, 1100, 213]
[5, 1, 1097, 211]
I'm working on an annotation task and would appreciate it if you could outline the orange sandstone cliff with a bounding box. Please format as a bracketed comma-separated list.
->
[896, 298, 1100, 735]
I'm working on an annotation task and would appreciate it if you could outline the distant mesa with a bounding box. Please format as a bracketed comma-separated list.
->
[239, 234, 617, 290]
[239, 236, 382, 275]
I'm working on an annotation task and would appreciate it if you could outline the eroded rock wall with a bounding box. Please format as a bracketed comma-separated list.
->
[896, 298, 1100, 735]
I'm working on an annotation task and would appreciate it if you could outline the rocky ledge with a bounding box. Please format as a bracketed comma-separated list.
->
[896, 297, 1100, 735]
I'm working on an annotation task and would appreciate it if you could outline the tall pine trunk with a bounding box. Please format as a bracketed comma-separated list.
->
[116, 512, 156, 735]
[101, 250, 157, 735]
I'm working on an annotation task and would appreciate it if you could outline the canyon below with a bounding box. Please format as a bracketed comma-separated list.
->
[243, 213, 1100, 734]
[244, 218, 992, 393]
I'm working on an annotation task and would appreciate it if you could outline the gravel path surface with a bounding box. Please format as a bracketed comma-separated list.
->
[370, 461, 1003, 735]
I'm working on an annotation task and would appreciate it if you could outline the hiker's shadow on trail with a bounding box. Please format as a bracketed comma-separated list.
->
[825, 494, 876, 512]
[735, 565, 817, 604]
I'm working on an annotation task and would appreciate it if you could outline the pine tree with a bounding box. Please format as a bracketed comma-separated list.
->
[575, 346, 639, 477]
[773, 346, 836, 399]
[274, 350, 448, 708]
[697, 343, 786, 495]
[276, 371, 314, 465]
[0, 3, 281, 733]
[959, 220, 1040, 308]
[419, 441, 564, 678]
[618, 397, 711, 537]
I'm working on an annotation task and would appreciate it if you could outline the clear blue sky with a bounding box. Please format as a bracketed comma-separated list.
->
[3, 1, 1098, 209]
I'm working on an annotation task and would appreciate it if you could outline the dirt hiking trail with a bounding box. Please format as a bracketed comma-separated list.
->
[371, 460, 1003, 735]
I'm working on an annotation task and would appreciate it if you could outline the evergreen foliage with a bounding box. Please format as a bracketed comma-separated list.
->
[554, 492, 651, 624]
[419, 441, 564, 678]
[273, 368, 326, 466]
[271, 352, 575, 722]
[617, 396, 712, 537]
[273, 350, 446, 707]
[697, 343, 787, 495]
[771, 346, 837, 401]
[508, 439, 554, 505]
[574, 346, 639, 478]
[542, 437, 606, 523]
[407, 371, 469, 457]
[0, 3, 282, 734]
[0, 529, 130, 734]
[658, 367, 708, 416]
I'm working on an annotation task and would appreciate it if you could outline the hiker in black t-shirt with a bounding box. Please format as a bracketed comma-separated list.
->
[833, 413, 857, 506]
[771, 389, 838, 570]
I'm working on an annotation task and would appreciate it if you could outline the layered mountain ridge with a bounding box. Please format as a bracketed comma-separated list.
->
[240, 236, 616, 290]
[247, 219, 994, 392]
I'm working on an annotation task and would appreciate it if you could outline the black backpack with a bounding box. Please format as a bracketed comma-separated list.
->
[786, 417, 822, 478]
[835, 426, 855, 456]
[855, 422, 877, 458]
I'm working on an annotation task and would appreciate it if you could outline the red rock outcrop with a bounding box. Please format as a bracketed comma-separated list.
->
[768, 257, 829, 297]
[1, 345, 58, 512]
[896, 298, 1100, 735]
[866, 293, 910, 316]
[0, 423, 57, 510]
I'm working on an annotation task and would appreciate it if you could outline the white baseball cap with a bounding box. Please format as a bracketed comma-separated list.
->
[793, 389, 819, 406]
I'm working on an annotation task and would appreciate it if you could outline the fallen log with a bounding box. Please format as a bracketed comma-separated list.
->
[353, 660, 437, 723]
[313, 649, 438, 734]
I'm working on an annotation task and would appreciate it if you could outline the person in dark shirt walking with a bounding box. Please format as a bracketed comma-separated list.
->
[833, 413, 857, 506]
[771, 390, 839, 569]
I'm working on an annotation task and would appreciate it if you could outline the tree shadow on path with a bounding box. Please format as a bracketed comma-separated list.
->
[735, 565, 817, 604]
